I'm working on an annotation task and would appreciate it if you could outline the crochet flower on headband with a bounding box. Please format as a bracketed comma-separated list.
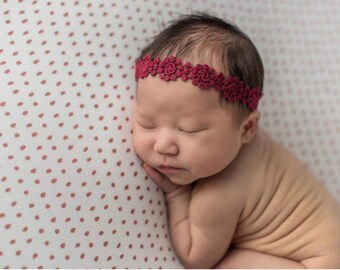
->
[135, 54, 263, 111]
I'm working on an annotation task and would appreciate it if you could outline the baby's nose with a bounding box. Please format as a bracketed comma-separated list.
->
[154, 131, 179, 155]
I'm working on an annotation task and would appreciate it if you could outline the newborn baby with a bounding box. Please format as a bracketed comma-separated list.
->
[132, 13, 340, 268]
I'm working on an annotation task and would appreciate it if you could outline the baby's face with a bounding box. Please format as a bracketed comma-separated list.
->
[132, 76, 244, 185]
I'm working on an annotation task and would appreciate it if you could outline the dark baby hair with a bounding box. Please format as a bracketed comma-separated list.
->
[137, 12, 264, 126]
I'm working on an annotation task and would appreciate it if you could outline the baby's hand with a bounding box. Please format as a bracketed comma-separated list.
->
[142, 163, 191, 199]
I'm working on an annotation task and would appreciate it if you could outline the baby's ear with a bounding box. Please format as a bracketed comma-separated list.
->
[240, 110, 260, 144]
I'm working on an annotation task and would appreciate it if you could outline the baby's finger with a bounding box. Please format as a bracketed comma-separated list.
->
[143, 163, 164, 183]
[143, 163, 178, 194]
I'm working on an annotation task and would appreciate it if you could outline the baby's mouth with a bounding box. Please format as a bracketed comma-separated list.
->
[157, 165, 183, 175]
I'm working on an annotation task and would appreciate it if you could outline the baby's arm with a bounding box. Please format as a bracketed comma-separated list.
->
[143, 163, 243, 268]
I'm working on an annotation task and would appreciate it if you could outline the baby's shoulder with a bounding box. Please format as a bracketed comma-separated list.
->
[227, 127, 309, 198]
[243, 127, 302, 177]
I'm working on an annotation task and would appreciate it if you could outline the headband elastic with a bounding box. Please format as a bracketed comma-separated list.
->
[135, 54, 263, 111]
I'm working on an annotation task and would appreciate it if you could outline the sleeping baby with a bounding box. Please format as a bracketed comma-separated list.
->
[131, 13, 340, 268]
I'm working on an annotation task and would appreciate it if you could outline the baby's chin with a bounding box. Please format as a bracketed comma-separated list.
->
[167, 172, 199, 186]
[166, 167, 226, 186]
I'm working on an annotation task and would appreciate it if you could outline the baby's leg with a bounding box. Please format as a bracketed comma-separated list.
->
[215, 249, 304, 269]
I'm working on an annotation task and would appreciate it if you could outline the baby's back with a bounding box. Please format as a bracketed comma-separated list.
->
[232, 128, 340, 267]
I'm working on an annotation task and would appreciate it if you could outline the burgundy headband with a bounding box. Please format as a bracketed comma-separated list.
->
[135, 54, 263, 111]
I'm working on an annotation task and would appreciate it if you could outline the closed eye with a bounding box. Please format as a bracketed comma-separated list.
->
[138, 123, 155, 130]
[179, 128, 206, 134]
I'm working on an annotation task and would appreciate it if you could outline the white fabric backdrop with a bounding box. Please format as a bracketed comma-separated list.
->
[0, 0, 339, 268]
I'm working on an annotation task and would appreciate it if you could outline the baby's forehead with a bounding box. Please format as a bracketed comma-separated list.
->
[136, 77, 224, 117]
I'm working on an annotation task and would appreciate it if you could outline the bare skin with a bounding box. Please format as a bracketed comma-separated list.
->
[132, 76, 340, 268]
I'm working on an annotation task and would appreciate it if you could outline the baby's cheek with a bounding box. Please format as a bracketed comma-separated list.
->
[185, 143, 228, 177]
[132, 131, 143, 155]
[132, 131, 152, 161]
[183, 144, 210, 171]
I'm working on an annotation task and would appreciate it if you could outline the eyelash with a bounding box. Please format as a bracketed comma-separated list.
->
[138, 123, 155, 130]
[138, 123, 204, 133]
[179, 129, 201, 134]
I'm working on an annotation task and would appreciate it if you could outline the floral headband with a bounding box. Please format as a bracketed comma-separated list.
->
[135, 54, 263, 111]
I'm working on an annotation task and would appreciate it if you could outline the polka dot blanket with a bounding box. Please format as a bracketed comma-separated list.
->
[0, 0, 339, 268]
